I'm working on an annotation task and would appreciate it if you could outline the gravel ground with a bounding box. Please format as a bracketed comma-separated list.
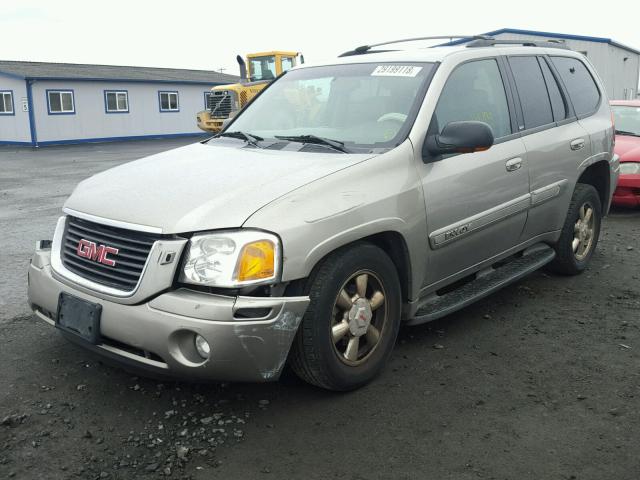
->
[1, 140, 639, 480]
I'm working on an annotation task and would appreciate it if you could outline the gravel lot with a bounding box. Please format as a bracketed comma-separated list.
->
[1, 140, 639, 480]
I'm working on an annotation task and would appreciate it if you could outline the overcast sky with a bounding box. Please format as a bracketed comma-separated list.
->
[1, 0, 638, 74]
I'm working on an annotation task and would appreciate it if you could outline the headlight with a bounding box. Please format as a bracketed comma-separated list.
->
[180, 230, 281, 288]
[620, 162, 640, 175]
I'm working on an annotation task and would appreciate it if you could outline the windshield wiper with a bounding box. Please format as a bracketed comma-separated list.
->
[615, 129, 640, 137]
[218, 131, 264, 148]
[275, 134, 350, 153]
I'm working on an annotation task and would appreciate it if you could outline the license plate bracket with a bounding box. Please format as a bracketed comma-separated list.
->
[56, 293, 102, 344]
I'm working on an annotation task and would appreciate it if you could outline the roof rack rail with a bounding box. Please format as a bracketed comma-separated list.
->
[338, 35, 493, 57]
[466, 38, 570, 49]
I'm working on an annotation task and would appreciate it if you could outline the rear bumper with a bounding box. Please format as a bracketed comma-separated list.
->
[612, 174, 640, 208]
[28, 247, 309, 382]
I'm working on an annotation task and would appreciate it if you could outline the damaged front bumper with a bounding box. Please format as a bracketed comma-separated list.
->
[27, 245, 309, 382]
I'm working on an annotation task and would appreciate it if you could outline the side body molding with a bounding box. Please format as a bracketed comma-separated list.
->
[429, 193, 531, 249]
[428, 178, 570, 250]
[530, 179, 569, 206]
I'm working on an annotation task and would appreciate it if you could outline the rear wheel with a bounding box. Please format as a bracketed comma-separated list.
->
[549, 183, 602, 275]
[290, 243, 401, 391]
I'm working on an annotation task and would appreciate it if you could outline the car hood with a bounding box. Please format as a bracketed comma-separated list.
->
[64, 142, 374, 234]
[614, 135, 640, 162]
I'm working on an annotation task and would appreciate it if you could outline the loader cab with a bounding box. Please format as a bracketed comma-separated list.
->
[246, 51, 300, 82]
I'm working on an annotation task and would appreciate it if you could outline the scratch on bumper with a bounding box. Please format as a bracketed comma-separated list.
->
[28, 248, 309, 382]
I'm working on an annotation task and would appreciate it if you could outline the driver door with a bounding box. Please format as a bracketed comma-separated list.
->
[418, 58, 530, 288]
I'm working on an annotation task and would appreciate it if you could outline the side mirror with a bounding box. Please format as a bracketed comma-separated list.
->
[424, 121, 494, 157]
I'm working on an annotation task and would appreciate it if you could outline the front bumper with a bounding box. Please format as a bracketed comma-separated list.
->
[612, 174, 640, 208]
[28, 246, 309, 382]
[196, 110, 227, 133]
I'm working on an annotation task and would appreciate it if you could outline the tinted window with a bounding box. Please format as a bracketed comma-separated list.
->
[551, 56, 600, 116]
[434, 59, 511, 139]
[539, 58, 566, 121]
[508, 56, 554, 129]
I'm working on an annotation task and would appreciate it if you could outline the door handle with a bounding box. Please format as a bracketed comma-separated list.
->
[505, 157, 522, 172]
[570, 138, 585, 151]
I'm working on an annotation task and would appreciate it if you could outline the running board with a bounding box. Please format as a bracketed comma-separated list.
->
[407, 244, 555, 326]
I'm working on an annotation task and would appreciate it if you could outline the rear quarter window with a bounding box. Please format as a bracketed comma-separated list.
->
[550, 56, 601, 117]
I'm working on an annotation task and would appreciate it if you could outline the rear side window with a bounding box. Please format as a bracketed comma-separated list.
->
[539, 58, 566, 121]
[508, 56, 553, 130]
[551, 56, 600, 116]
[434, 59, 512, 139]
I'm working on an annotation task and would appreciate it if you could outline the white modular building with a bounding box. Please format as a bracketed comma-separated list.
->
[0, 61, 238, 146]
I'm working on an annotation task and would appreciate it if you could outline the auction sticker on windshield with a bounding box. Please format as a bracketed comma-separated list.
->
[371, 65, 422, 77]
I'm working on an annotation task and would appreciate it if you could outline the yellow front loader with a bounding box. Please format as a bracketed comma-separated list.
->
[197, 51, 302, 133]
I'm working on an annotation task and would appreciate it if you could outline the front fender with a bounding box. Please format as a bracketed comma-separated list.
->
[243, 141, 428, 301]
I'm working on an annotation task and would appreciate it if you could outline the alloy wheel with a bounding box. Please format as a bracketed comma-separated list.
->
[330, 270, 387, 366]
[573, 202, 595, 261]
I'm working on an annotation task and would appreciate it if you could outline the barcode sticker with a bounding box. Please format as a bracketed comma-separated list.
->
[371, 65, 422, 77]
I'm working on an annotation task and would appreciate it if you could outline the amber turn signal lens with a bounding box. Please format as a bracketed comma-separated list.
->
[235, 240, 276, 282]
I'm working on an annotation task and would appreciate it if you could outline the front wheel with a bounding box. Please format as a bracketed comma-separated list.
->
[289, 243, 402, 391]
[548, 183, 602, 275]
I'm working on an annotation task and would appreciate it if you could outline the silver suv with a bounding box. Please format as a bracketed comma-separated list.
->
[28, 38, 619, 390]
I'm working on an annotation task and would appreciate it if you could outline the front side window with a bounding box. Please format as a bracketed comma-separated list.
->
[0, 91, 14, 114]
[508, 56, 554, 130]
[105, 91, 129, 113]
[159, 91, 179, 112]
[433, 59, 512, 139]
[48, 90, 75, 114]
[281, 57, 295, 73]
[612, 105, 640, 136]
[226, 62, 435, 151]
[249, 56, 277, 81]
[551, 56, 600, 117]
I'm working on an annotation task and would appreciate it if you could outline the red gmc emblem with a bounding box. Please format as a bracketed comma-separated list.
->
[76, 239, 119, 267]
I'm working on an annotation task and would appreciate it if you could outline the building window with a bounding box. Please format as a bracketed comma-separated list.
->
[104, 90, 129, 113]
[159, 91, 179, 112]
[47, 90, 75, 114]
[0, 91, 14, 115]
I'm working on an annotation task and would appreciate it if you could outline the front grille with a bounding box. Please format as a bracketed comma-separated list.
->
[207, 91, 233, 118]
[61, 216, 162, 291]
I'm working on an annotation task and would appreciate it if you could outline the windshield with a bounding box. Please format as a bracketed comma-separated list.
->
[612, 105, 640, 136]
[249, 56, 277, 81]
[227, 62, 435, 151]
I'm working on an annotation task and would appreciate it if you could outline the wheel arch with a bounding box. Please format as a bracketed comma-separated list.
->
[577, 160, 610, 212]
[290, 229, 413, 305]
[360, 231, 412, 304]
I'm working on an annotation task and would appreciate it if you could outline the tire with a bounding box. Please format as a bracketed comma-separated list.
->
[289, 243, 402, 391]
[548, 183, 602, 275]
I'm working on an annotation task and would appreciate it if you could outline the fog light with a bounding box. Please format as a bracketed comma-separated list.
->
[194, 334, 210, 359]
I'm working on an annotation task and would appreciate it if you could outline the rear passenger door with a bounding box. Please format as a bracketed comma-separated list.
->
[505, 55, 591, 238]
[549, 55, 611, 177]
[419, 58, 530, 287]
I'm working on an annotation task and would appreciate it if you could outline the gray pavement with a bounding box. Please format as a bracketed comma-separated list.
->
[1, 140, 639, 480]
